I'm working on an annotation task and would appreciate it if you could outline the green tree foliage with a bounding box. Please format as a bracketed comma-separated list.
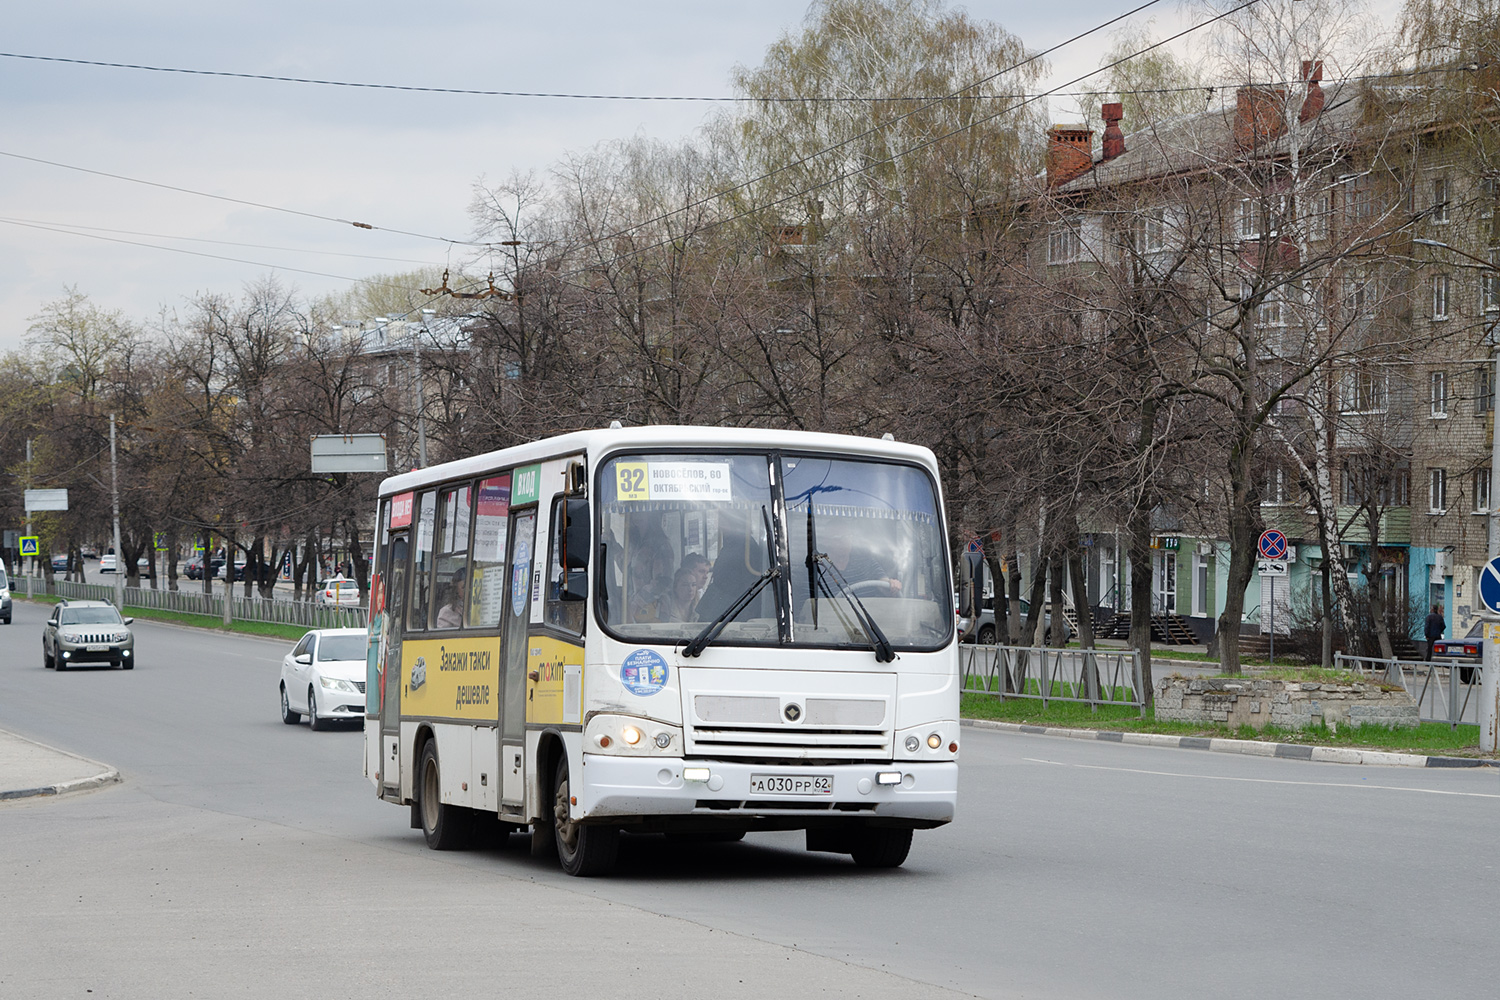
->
[725, 0, 1045, 223]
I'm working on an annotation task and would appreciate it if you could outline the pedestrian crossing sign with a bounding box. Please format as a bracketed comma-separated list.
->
[19, 536, 39, 557]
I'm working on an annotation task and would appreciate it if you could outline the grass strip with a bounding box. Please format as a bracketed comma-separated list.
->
[960, 691, 1489, 756]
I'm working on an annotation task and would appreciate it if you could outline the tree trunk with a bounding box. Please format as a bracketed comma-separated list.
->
[1048, 552, 1066, 649]
[1215, 441, 1261, 677]
[346, 521, 370, 597]
[1069, 541, 1100, 704]
[1128, 510, 1155, 706]
[1321, 556, 1334, 668]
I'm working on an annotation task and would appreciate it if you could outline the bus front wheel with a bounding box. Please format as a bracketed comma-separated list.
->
[551, 757, 618, 877]
[850, 826, 913, 868]
[418, 741, 472, 850]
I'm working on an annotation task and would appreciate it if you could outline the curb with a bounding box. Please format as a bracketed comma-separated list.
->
[960, 718, 1500, 768]
[0, 731, 123, 802]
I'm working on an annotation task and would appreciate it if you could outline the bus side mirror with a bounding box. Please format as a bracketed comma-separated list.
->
[563, 498, 590, 570]
[958, 551, 983, 618]
[560, 569, 588, 602]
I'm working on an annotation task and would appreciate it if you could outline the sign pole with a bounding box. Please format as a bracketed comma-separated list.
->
[25, 438, 33, 600]
[1269, 576, 1275, 666]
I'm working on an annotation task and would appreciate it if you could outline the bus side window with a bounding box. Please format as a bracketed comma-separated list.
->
[546, 495, 586, 635]
[408, 491, 437, 632]
[431, 484, 471, 630]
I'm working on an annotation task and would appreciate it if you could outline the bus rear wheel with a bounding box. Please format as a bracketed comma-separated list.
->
[551, 757, 618, 877]
[418, 741, 472, 850]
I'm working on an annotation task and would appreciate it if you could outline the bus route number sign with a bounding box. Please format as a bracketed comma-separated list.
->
[616, 462, 648, 501]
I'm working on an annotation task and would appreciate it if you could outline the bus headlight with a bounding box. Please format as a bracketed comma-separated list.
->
[585, 715, 682, 756]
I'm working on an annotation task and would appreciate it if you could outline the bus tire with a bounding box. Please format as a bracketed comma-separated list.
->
[418, 740, 472, 850]
[850, 826, 913, 868]
[551, 756, 618, 877]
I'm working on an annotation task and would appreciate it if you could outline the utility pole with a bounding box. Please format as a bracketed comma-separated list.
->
[25, 438, 33, 599]
[415, 311, 431, 468]
[110, 414, 124, 613]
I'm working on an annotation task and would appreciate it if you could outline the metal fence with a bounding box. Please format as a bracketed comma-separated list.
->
[49, 578, 368, 631]
[1335, 652, 1483, 728]
[961, 643, 1146, 715]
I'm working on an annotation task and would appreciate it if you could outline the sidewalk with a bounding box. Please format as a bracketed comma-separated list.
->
[0, 728, 120, 801]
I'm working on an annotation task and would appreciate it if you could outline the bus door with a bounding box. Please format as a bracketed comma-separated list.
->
[499, 508, 537, 805]
[379, 532, 410, 797]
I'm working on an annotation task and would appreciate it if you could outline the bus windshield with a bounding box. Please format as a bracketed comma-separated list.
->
[598, 451, 951, 651]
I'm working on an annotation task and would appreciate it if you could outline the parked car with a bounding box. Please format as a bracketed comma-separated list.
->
[314, 577, 361, 607]
[215, 560, 249, 581]
[80, 546, 98, 559]
[960, 597, 1073, 645]
[279, 628, 368, 730]
[0, 566, 11, 624]
[98, 553, 118, 573]
[184, 556, 224, 580]
[1432, 621, 1483, 685]
[43, 599, 135, 670]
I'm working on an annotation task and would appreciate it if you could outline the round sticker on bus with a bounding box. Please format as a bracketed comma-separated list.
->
[620, 648, 669, 696]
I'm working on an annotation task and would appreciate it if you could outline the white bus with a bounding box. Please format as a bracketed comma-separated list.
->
[364, 425, 959, 875]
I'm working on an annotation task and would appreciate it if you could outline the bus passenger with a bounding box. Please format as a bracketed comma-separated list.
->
[659, 567, 701, 623]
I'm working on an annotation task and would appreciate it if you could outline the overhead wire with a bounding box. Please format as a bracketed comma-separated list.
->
[0, 215, 441, 264]
[0, 48, 1485, 102]
[0, 148, 495, 247]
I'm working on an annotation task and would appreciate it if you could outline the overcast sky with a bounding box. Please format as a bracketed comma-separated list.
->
[0, 1, 1401, 352]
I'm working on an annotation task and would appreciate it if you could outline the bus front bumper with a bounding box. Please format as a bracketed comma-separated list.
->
[577, 754, 956, 824]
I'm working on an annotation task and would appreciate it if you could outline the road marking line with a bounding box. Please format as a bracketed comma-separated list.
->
[1023, 758, 1500, 798]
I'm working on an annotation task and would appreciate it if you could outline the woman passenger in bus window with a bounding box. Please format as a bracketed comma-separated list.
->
[659, 567, 701, 623]
[434, 572, 466, 629]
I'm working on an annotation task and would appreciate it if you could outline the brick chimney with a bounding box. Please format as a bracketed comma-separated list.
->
[1234, 86, 1288, 151]
[1299, 60, 1325, 123]
[1101, 102, 1126, 161]
[1046, 125, 1094, 187]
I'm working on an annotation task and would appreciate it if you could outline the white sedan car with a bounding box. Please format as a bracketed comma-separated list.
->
[279, 628, 368, 731]
[314, 577, 361, 606]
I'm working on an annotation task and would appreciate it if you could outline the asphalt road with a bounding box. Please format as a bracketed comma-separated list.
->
[1, 597, 1497, 999]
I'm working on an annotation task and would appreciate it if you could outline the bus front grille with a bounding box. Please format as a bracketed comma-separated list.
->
[686, 725, 892, 760]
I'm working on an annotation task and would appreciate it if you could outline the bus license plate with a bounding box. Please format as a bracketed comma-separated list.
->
[748, 773, 833, 795]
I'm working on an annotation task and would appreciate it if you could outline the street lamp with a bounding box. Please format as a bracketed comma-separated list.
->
[1413, 237, 1500, 750]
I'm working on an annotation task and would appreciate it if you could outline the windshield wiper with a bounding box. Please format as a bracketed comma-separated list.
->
[809, 554, 896, 663]
[683, 506, 781, 658]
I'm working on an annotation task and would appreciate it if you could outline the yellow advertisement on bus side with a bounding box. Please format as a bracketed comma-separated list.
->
[401, 635, 502, 722]
[528, 634, 583, 726]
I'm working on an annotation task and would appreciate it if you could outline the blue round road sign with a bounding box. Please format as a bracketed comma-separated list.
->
[1479, 557, 1500, 615]
[1257, 529, 1288, 560]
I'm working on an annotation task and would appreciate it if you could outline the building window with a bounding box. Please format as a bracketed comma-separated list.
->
[1238, 198, 1259, 239]
[1475, 468, 1492, 514]
[1048, 220, 1082, 264]
[1384, 468, 1411, 507]
[1433, 274, 1451, 320]
[1137, 209, 1165, 252]
[1432, 371, 1449, 417]
[1484, 249, 1500, 313]
[1479, 365, 1495, 413]
[1432, 176, 1450, 224]
[1262, 466, 1289, 505]
[1306, 192, 1331, 242]
[1340, 368, 1387, 413]
[1481, 176, 1498, 220]
[1430, 468, 1448, 513]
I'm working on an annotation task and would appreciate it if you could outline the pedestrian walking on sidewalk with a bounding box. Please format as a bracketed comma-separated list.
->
[1424, 604, 1445, 662]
